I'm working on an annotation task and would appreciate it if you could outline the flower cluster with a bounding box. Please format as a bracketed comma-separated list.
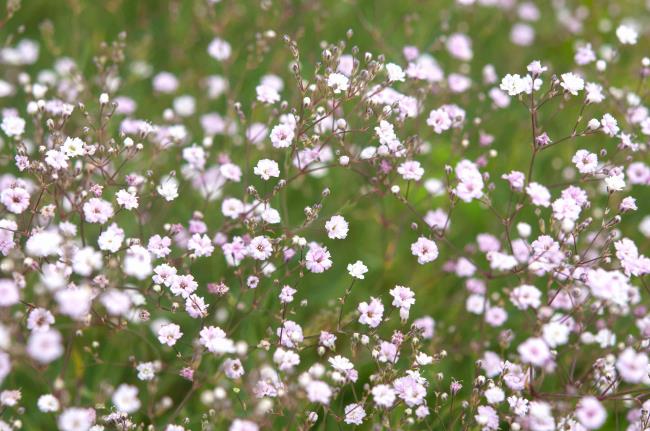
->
[0, 1, 648, 430]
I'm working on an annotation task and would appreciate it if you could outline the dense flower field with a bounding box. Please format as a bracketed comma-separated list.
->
[0, 0, 649, 429]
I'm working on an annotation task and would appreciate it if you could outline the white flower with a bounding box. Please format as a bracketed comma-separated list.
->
[270, 123, 294, 148]
[37, 394, 60, 412]
[605, 169, 625, 191]
[499, 74, 527, 96]
[385, 63, 405, 82]
[256, 84, 280, 104]
[208, 37, 231, 61]
[325, 215, 349, 239]
[157, 323, 183, 346]
[347, 260, 368, 279]
[62, 137, 86, 157]
[616, 24, 638, 45]
[560, 72, 584, 95]
[253, 159, 280, 180]
[112, 384, 141, 414]
[1, 116, 25, 137]
[327, 73, 349, 94]
[157, 176, 179, 201]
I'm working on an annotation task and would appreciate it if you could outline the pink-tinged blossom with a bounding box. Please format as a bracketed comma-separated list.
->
[248, 236, 273, 260]
[455, 160, 484, 202]
[148, 234, 172, 258]
[112, 384, 141, 414]
[615, 238, 650, 277]
[157, 323, 183, 346]
[57, 407, 96, 431]
[397, 160, 424, 181]
[344, 403, 367, 425]
[270, 123, 294, 148]
[279, 285, 297, 303]
[372, 384, 396, 408]
[575, 396, 606, 429]
[27, 329, 64, 364]
[277, 320, 303, 348]
[390, 285, 415, 311]
[616, 348, 648, 384]
[199, 326, 235, 355]
[385, 63, 405, 82]
[188, 233, 214, 257]
[525, 182, 551, 207]
[0, 219, 17, 256]
[600, 113, 619, 137]
[83, 198, 114, 224]
[393, 374, 427, 407]
[1, 185, 30, 214]
[273, 348, 300, 372]
[185, 294, 208, 318]
[0, 279, 18, 307]
[305, 380, 332, 404]
[518, 337, 552, 367]
[502, 170, 525, 191]
[446, 33, 473, 60]
[358, 297, 384, 328]
[207, 38, 231, 61]
[475, 405, 499, 430]
[412, 316, 435, 339]
[426, 108, 452, 133]
[223, 358, 245, 379]
[256, 84, 280, 104]
[572, 149, 598, 174]
[411, 236, 439, 264]
[605, 167, 626, 191]
[27, 307, 55, 332]
[305, 243, 332, 273]
[115, 189, 139, 210]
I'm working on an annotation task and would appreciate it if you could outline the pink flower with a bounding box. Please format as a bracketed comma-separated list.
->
[277, 320, 303, 348]
[502, 170, 525, 190]
[474, 405, 499, 430]
[344, 403, 367, 425]
[572, 149, 598, 174]
[358, 297, 384, 328]
[411, 237, 439, 264]
[525, 182, 551, 207]
[188, 233, 215, 257]
[248, 236, 273, 260]
[270, 123, 294, 148]
[426, 108, 452, 134]
[397, 160, 424, 181]
[517, 337, 551, 367]
[26, 329, 63, 364]
[390, 285, 415, 310]
[0, 186, 30, 214]
[393, 375, 426, 407]
[157, 323, 183, 346]
[576, 396, 606, 429]
[83, 198, 114, 224]
[616, 348, 649, 383]
[199, 326, 235, 355]
[305, 244, 332, 273]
